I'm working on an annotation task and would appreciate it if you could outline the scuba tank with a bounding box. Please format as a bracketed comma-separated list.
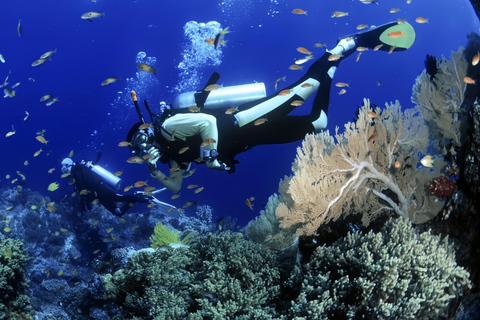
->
[172, 82, 266, 110]
[84, 161, 122, 191]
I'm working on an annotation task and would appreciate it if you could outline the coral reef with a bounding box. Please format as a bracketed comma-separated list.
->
[0, 237, 32, 319]
[287, 217, 470, 319]
[275, 99, 446, 237]
[149, 221, 196, 248]
[102, 232, 282, 319]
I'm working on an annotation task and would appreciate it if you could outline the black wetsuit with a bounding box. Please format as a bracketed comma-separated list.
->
[153, 52, 337, 173]
[71, 162, 148, 216]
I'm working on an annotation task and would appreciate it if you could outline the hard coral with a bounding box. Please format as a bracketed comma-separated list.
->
[429, 175, 456, 199]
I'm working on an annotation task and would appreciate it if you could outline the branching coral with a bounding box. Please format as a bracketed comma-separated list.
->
[275, 99, 446, 237]
[287, 217, 471, 319]
[412, 48, 468, 146]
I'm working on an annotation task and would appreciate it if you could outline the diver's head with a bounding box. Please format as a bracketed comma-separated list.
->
[61, 158, 74, 174]
[126, 122, 156, 155]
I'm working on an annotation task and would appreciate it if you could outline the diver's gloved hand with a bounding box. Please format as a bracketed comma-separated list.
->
[146, 147, 161, 166]
[206, 159, 230, 171]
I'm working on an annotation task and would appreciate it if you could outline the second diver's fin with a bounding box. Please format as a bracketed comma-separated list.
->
[352, 21, 416, 52]
[194, 72, 220, 108]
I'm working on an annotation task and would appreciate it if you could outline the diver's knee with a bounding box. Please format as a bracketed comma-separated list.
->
[312, 110, 328, 133]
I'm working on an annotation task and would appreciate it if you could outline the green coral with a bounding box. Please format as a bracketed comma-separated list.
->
[288, 217, 470, 319]
[149, 222, 196, 249]
[103, 232, 282, 319]
[0, 238, 33, 319]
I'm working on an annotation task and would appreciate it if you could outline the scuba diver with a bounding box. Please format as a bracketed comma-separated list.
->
[126, 21, 415, 194]
[61, 156, 164, 216]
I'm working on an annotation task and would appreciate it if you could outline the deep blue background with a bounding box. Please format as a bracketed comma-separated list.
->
[1, 0, 479, 227]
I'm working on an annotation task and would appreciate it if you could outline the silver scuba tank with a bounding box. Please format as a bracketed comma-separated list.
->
[172, 82, 266, 110]
[86, 163, 122, 191]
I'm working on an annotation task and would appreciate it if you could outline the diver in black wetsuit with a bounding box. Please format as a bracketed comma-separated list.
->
[61, 157, 152, 216]
[126, 21, 416, 193]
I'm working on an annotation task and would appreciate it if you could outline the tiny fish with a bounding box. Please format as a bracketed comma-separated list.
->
[92, 199, 100, 205]
[188, 106, 200, 112]
[127, 156, 144, 164]
[314, 43, 326, 47]
[48, 168, 55, 173]
[201, 138, 216, 147]
[397, 19, 406, 24]
[106, 228, 113, 233]
[187, 184, 198, 189]
[17, 19, 22, 37]
[130, 226, 139, 232]
[137, 63, 157, 74]
[394, 160, 401, 168]
[101, 77, 120, 86]
[118, 141, 131, 147]
[69, 150, 74, 157]
[290, 100, 304, 107]
[170, 167, 180, 172]
[214, 27, 231, 50]
[31, 58, 48, 67]
[246, 198, 254, 210]
[374, 44, 384, 51]
[292, 8, 307, 15]
[420, 155, 434, 167]
[301, 83, 313, 88]
[147, 203, 155, 208]
[171, 194, 181, 200]
[81, 12, 104, 21]
[368, 133, 378, 142]
[254, 118, 268, 126]
[36, 136, 48, 144]
[274, 76, 286, 91]
[138, 123, 151, 130]
[134, 180, 148, 188]
[388, 46, 396, 54]
[328, 54, 342, 61]
[331, 11, 348, 18]
[40, 49, 57, 60]
[46, 98, 59, 106]
[124, 185, 133, 192]
[34, 148, 43, 157]
[356, 47, 368, 52]
[194, 187, 204, 194]
[338, 89, 346, 95]
[225, 107, 239, 114]
[289, 65, 303, 70]
[390, 8, 400, 13]
[335, 82, 349, 87]
[367, 111, 377, 118]
[356, 52, 362, 62]
[296, 47, 312, 54]
[48, 182, 59, 191]
[24, 111, 29, 121]
[204, 84, 222, 91]
[415, 17, 428, 23]
[356, 24, 368, 30]
[144, 186, 156, 192]
[464, 76, 476, 84]
[40, 94, 52, 102]
[114, 171, 123, 177]
[279, 89, 292, 96]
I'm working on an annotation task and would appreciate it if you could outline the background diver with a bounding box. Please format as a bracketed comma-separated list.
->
[126, 21, 415, 194]
[61, 156, 174, 216]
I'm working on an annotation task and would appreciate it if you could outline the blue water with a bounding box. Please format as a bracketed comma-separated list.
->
[1, 0, 479, 227]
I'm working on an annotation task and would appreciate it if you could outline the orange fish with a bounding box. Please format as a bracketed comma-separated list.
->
[390, 8, 400, 13]
[187, 184, 198, 189]
[205, 38, 215, 44]
[464, 76, 476, 84]
[138, 123, 151, 130]
[171, 194, 180, 199]
[292, 8, 307, 15]
[397, 19, 406, 24]
[124, 185, 133, 192]
[201, 138, 216, 147]
[356, 52, 362, 62]
[296, 47, 312, 54]
[289, 65, 303, 70]
[328, 54, 342, 61]
[170, 167, 180, 172]
[205, 84, 222, 91]
[338, 89, 346, 95]
[279, 89, 292, 96]
[388, 46, 396, 54]
[415, 17, 428, 23]
[368, 133, 378, 142]
[245, 198, 254, 210]
[194, 187, 204, 194]
[114, 171, 123, 177]
[254, 118, 268, 126]
[134, 180, 148, 188]
[394, 160, 401, 168]
[374, 44, 384, 51]
[118, 141, 131, 147]
[225, 107, 238, 114]
[388, 31, 405, 38]
[356, 24, 368, 30]
[188, 106, 200, 113]
[367, 111, 377, 118]
[301, 83, 313, 88]
[290, 100, 304, 107]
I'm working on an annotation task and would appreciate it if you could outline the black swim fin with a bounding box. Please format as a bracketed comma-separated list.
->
[194, 72, 221, 108]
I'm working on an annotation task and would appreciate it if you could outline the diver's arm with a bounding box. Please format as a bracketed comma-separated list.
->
[146, 156, 184, 193]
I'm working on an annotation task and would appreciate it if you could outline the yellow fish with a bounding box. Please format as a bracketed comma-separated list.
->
[420, 155, 434, 168]
[194, 187, 204, 194]
[34, 148, 43, 157]
[47, 182, 59, 191]
[69, 150, 74, 158]
[48, 168, 55, 173]
[124, 185, 133, 192]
